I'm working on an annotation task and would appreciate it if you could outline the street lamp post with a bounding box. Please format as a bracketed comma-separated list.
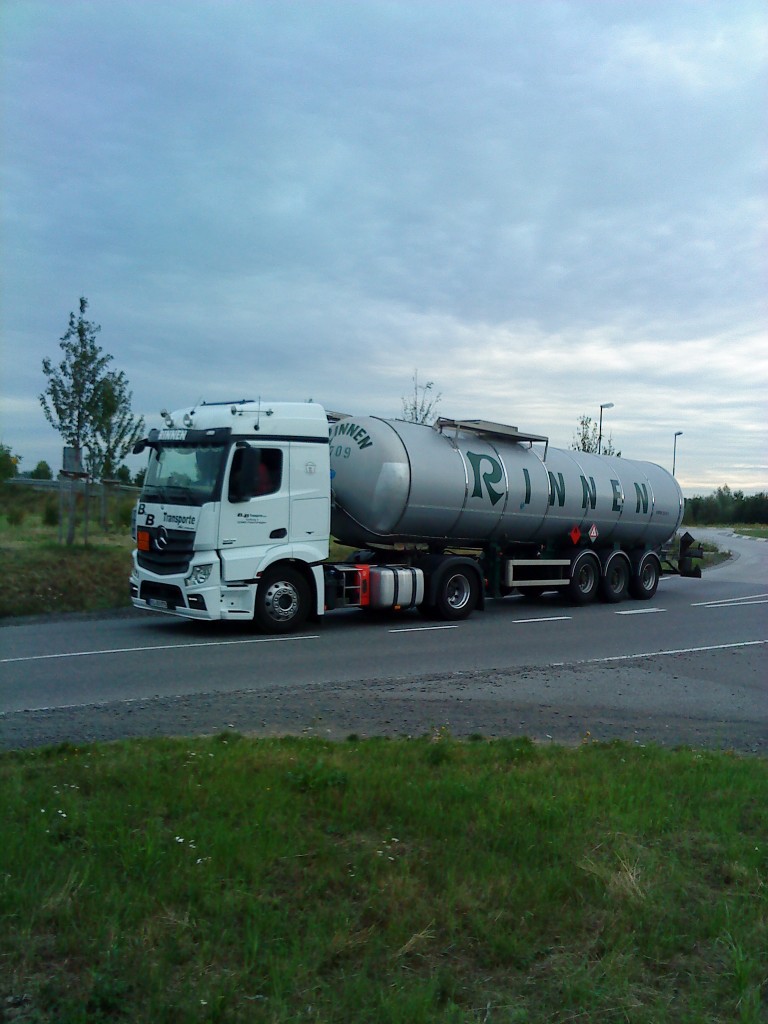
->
[598, 402, 614, 454]
[673, 431, 683, 476]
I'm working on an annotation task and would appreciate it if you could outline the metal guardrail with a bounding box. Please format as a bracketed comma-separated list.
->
[6, 478, 140, 495]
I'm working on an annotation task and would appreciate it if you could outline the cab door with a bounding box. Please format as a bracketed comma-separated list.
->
[217, 443, 290, 582]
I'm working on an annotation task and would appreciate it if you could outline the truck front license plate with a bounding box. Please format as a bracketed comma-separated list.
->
[148, 598, 168, 610]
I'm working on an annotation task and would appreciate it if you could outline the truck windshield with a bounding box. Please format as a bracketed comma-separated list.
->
[141, 444, 226, 505]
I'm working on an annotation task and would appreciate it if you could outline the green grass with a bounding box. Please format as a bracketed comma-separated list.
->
[1, 481, 136, 617]
[2, 542, 134, 617]
[1, 735, 766, 1023]
[731, 525, 768, 539]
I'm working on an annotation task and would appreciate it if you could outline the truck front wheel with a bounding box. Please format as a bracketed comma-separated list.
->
[434, 567, 479, 621]
[254, 566, 310, 633]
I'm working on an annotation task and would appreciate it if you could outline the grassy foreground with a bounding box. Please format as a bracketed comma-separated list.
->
[1, 735, 766, 1023]
[0, 482, 135, 618]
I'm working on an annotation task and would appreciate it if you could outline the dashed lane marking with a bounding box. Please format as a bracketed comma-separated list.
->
[0, 634, 320, 666]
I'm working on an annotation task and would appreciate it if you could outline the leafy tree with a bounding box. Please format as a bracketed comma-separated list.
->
[87, 371, 145, 480]
[30, 461, 53, 480]
[571, 414, 620, 456]
[683, 486, 768, 526]
[401, 370, 441, 424]
[0, 442, 21, 481]
[40, 297, 144, 543]
[40, 298, 112, 466]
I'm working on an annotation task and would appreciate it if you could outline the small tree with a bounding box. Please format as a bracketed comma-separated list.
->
[40, 297, 143, 543]
[30, 461, 53, 480]
[571, 414, 620, 456]
[401, 370, 442, 424]
[0, 442, 21, 481]
[40, 298, 111, 468]
[88, 371, 145, 481]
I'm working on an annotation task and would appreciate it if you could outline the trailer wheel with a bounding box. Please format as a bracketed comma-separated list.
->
[567, 551, 600, 605]
[629, 552, 660, 601]
[434, 567, 479, 621]
[600, 553, 630, 603]
[254, 566, 310, 633]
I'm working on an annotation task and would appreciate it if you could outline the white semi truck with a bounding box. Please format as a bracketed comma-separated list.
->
[130, 399, 701, 632]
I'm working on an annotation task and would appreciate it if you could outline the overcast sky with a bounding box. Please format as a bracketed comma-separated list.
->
[1, 0, 766, 495]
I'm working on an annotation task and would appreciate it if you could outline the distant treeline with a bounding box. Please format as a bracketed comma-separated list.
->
[683, 485, 767, 525]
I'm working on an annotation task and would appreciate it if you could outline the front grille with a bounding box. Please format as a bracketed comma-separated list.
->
[137, 528, 195, 575]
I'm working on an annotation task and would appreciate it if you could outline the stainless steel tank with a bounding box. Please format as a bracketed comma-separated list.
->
[329, 416, 684, 550]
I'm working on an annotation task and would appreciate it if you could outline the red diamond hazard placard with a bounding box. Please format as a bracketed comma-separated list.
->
[569, 526, 581, 544]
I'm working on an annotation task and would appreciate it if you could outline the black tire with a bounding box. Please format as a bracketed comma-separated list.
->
[600, 553, 630, 603]
[434, 567, 479, 621]
[629, 553, 660, 601]
[567, 551, 600, 605]
[254, 566, 310, 633]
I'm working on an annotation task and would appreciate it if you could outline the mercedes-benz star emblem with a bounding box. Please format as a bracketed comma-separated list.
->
[154, 525, 169, 551]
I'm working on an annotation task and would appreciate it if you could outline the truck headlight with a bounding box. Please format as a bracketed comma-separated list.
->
[185, 564, 213, 588]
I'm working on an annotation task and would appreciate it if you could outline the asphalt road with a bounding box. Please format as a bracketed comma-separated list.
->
[1, 528, 765, 751]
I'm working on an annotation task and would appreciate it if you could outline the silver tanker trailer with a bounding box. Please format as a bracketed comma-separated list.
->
[131, 400, 701, 632]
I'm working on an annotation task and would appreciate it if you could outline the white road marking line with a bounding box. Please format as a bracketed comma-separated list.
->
[615, 608, 666, 615]
[702, 599, 768, 609]
[582, 639, 766, 665]
[389, 625, 459, 633]
[691, 593, 768, 606]
[512, 616, 572, 624]
[0, 634, 320, 666]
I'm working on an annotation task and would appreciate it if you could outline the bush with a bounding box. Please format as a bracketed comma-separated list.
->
[0, 442, 20, 481]
[6, 507, 25, 527]
[43, 500, 59, 527]
[30, 461, 53, 480]
[117, 500, 135, 529]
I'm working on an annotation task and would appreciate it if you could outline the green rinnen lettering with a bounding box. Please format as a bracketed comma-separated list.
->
[331, 422, 372, 450]
[611, 479, 623, 512]
[634, 482, 649, 514]
[466, 451, 504, 506]
[522, 467, 532, 506]
[581, 475, 596, 510]
[548, 471, 565, 507]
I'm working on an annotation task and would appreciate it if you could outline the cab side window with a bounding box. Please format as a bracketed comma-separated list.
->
[228, 447, 283, 502]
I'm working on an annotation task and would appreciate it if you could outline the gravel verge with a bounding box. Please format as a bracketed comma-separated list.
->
[2, 658, 764, 754]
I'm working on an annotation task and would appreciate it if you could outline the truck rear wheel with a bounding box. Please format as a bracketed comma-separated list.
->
[254, 566, 310, 633]
[629, 552, 660, 600]
[434, 567, 479, 621]
[567, 551, 600, 605]
[600, 553, 630, 603]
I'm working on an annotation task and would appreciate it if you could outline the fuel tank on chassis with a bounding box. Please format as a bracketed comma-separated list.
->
[329, 416, 684, 550]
